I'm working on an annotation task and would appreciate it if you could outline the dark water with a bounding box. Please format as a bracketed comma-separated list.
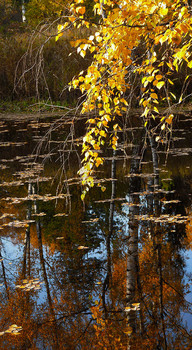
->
[0, 114, 192, 349]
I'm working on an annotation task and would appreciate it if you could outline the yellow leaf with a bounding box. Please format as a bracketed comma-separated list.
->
[69, 16, 76, 23]
[78, 245, 89, 250]
[179, 23, 189, 33]
[93, 143, 100, 150]
[81, 193, 85, 201]
[80, 50, 86, 58]
[153, 106, 159, 114]
[76, 6, 86, 15]
[143, 80, 149, 88]
[149, 5, 157, 14]
[78, 76, 84, 82]
[102, 95, 109, 103]
[151, 93, 158, 99]
[125, 307, 131, 311]
[168, 79, 174, 85]
[88, 119, 96, 124]
[95, 158, 103, 167]
[143, 107, 149, 117]
[124, 330, 132, 335]
[173, 60, 179, 71]
[166, 62, 174, 70]
[132, 303, 140, 308]
[120, 98, 128, 106]
[72, 79, 79, 89]
[147, 76, 154, 82]
[156, 75, 163, 81]
[172, 32, 181, 46]
[100, 130, 106, 137]
[56, 24, 68, 41]
[159, 8, 168, 17]
[96, 36, 102, 43]
[156, 81, 165, 89]
[159, 35, 168, 45]
[89, 35, 95, 41]
[165, 114, 174, 125]
[143, 100, 149, 107]
[170, 92, 176, 100]
[153, 80, 158, 86]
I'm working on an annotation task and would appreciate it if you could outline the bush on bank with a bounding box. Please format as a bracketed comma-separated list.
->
[0, 27, 92, 107]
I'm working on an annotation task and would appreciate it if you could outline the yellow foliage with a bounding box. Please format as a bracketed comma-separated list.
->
[155, 74, 163, 81]
[156, 81, 165, 90]
[165, 114, 174, 125]
[159, 7, 168, 17]
[151, 93, 158, 99]
[75, 6, 86, 15]
[56, 0, 192, 195]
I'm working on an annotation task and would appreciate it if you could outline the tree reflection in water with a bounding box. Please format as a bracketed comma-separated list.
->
[0, 117, 191, 349]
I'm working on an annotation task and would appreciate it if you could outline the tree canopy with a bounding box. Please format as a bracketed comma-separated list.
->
[57, 0, 192, 198]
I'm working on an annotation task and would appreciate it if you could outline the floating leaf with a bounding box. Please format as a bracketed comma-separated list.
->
[15, 278, 43, 292]
[3, 324, 23, 335]
[77, 246, 89, 250]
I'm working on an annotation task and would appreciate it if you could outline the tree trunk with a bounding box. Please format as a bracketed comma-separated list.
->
[126, 145, 141, 348]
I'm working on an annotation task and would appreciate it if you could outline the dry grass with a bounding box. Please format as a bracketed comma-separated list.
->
[0, 24, 94, 103]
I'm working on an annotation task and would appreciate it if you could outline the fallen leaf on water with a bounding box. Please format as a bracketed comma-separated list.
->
[134, 214, 188, 224]
[0, 164, 8, 169]
[82, 218, 99, 223]
[15, 278, 43, 292]
[3, 220, 35, 228]
[162, 200, 181, 204]
[0, 213, 14, 219]
[32, 212, 46, 217]
[54, 213, 68, 217]
[3, 324, 22, 335]
[0, 181, 24, 187]
[77, 246, 89, 250]
[125, 303, 140, 312]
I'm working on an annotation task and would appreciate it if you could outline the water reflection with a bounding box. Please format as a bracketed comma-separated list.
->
[0, 115, 192, 348]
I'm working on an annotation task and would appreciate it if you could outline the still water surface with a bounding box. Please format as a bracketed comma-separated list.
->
[0, 114, 192, 349]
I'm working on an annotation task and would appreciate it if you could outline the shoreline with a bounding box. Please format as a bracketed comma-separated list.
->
[0, 104, 192, 121]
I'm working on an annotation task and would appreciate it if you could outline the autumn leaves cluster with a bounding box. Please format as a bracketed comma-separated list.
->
[57, 0, 192, 196]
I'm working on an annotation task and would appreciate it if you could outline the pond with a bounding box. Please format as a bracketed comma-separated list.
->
[0, 113, 192, 349]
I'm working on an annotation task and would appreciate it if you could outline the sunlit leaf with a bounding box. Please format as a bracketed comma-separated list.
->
[156, 81, 165, 89]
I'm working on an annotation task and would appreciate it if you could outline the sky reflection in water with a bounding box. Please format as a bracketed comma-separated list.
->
[0, 115, 192, 348]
